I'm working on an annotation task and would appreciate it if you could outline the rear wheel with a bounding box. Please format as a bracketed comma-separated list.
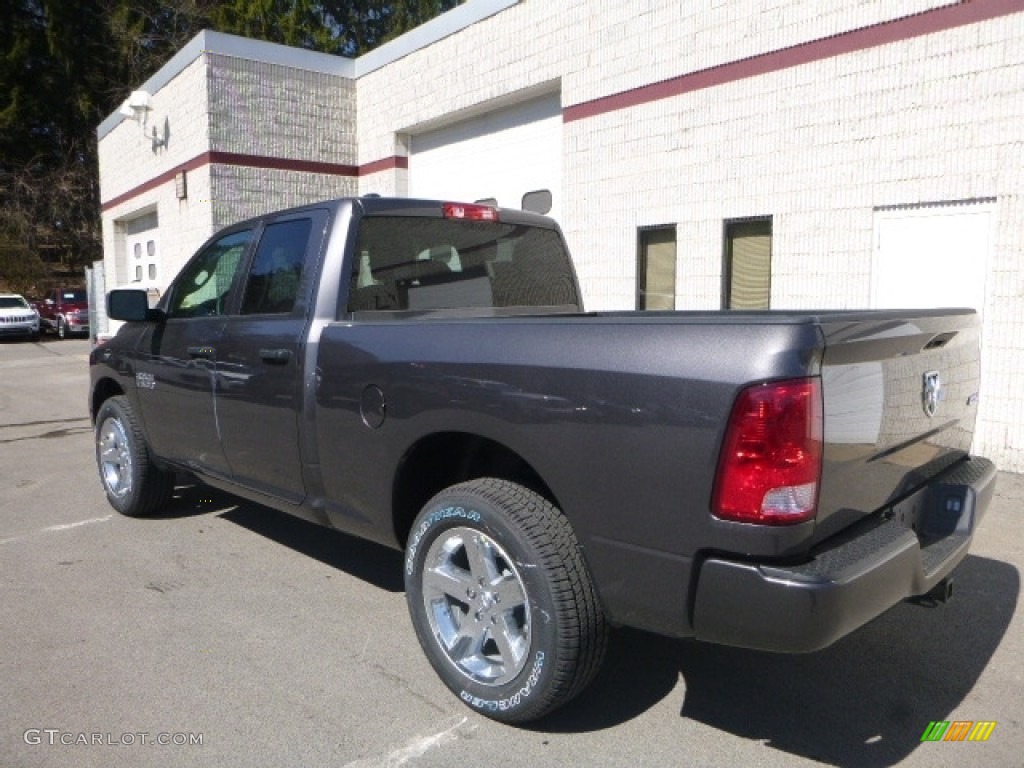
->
[405, 478, 607, 723]
[95, 396, 174, 517]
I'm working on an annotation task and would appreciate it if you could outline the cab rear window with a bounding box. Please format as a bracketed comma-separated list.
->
[348, 217, 578, 313]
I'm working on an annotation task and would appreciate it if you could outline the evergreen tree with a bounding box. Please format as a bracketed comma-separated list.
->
[0, 0, 462, 290]
[382, 0, 461, 42]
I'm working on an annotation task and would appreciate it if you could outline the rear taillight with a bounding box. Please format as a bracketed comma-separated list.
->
[442, 202, 499, 222]
[712, 377, 823, 525]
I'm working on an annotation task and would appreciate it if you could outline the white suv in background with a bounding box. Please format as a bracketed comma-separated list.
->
[0, 294, 40, 341]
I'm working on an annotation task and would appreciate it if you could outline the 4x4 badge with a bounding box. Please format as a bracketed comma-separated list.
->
[923, 371, 941, 418]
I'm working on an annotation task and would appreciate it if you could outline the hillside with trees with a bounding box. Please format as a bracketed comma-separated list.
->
[0, 0, 460, 293]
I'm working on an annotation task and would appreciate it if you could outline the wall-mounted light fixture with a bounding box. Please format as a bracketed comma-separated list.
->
[118, 91, 169, 152]
[118, 90, 152, 128]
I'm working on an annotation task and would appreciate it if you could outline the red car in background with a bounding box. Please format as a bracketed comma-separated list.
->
[36, 288, 89, 339]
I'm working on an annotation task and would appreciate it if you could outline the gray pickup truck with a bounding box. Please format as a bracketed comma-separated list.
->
[90, 197, 995, 723]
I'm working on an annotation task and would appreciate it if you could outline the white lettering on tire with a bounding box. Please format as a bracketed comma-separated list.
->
[459, 651, 545, 712]
[405, 505, 481, 576]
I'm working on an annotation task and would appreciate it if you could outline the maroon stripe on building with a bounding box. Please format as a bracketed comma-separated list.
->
[100, 154, 212, 212]
[563, 0, 1024, 123]
[359, 155, 410, 175]
[101, 153, 408, 211]
[206, 151, 358, 177]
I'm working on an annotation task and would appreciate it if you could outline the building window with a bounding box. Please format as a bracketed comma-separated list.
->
[637, 226, 676, 310]
[724, 218, 772, 309]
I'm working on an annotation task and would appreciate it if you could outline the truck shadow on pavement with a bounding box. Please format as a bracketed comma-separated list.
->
[162, 484, 1016, 766]
[144, 480, 239, 519]
[213, 496, 406, 594]
[152, 483, 406, 592]
[540, 554, 1018, 767]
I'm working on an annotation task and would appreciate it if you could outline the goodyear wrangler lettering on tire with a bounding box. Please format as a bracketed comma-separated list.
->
[460, 651, 546, 712]
[405, 505, 481, 576]
[404, 478, 607, 724]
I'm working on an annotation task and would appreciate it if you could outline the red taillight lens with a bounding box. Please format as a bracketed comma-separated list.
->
[442, 202, 499, 222]
[712, 377, 823, 525]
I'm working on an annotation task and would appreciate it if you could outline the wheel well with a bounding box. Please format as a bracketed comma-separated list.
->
[90, 377, 124, 423]
[392, 432, 556, 547]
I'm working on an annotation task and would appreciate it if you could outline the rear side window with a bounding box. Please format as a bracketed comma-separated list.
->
[240, 218, 313, 315]
[348, 218, 577, 313]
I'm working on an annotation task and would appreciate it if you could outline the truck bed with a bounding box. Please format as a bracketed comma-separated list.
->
[312, 306, 983, 636]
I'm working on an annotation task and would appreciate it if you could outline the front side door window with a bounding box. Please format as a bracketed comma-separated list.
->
[167, 230, 252, 318]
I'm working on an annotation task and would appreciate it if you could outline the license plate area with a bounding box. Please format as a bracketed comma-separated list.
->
[884, 480, 975, 544]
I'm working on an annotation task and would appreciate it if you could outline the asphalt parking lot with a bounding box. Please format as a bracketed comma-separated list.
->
[2, 336, 1022, 768]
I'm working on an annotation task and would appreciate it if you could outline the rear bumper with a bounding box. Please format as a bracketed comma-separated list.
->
[692, 456, 996, 652]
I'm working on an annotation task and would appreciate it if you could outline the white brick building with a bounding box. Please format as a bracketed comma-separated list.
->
[97, 0, 1024, 471]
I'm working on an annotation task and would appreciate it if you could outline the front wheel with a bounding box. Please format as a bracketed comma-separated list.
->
[94, 396, 174, 517]
[405, 479, 607, 723]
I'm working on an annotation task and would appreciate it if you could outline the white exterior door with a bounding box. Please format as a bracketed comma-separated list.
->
[408, 93, 562, 218]
[125, 231, 160, 289]
[123, 210, 161, 290]
[872, 202, 994, 314]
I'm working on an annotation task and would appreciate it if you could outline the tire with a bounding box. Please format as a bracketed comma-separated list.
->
[94, 396, 174, 517]
[405, 478, 607, 723]
[57, 317, 66, 339]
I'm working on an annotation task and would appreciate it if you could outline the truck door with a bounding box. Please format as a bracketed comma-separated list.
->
[214, 211, 326, 503]
[134, 227, 253, 477]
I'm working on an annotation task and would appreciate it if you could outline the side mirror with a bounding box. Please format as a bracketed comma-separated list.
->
[108, 289, 163, 322]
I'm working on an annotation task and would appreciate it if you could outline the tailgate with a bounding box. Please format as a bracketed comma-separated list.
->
[815, 309, 982, 539]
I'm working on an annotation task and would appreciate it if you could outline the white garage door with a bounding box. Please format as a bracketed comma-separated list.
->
[409, 92, 562, 218]
[872, 201, 995, 315]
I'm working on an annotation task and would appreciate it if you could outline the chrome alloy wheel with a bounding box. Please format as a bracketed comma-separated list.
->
[98, 416, 133, 499]
[421, 526, 531, 686]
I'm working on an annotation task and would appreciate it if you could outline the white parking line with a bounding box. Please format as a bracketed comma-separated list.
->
[0, 515, 113, 545]
[341, 716, 474, 768]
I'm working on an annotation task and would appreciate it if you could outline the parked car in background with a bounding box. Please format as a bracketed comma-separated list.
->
[37, 288, 89, 339]
[0, 294, 40, 341]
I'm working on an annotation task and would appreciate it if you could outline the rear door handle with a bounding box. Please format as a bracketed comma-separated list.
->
[188, 346, 215, 360]
[259, 348, 292, 364]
